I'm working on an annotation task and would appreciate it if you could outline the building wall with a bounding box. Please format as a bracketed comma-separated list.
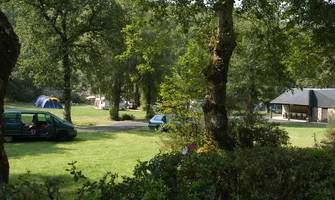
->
[313, 107, 319, 122]
[329, 109, 335, 122]
[312, 108, 335, 122]
[279, 105, 334, 122]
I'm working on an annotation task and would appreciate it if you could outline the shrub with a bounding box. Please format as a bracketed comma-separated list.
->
[322, 111, 335, 147]
[121, 113, 135, 120]
[159, 112, 205, 152]
[3, 148, 335, 199]
[0, 175, 63, 200]
[69, 148, 335, 200]
[229, 120, 290, 148]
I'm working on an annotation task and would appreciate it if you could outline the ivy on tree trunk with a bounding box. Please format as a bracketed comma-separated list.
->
[0, 9, 20, 183]
[202, 0, 236, 151]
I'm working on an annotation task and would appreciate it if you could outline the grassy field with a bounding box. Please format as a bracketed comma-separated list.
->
[4, 102, 159, 197]
[4, 102, 147, 126]
[279, 123, 327, 148]
[6, 128, 161, 197]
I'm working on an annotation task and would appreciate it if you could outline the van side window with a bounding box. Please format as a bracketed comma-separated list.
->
[21, 114, 35, 126]
[45, 115, 53, 124]
[4, 113, 19, 123]
[38, 114, 47, 122]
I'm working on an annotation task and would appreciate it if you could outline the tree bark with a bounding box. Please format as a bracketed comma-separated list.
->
[144, 74, 153, 118]
[61, 13, 73, 124]
[245, 77, 257, 125]
[110, 81, 122, 121]
[62, 52, 73, 124]
[202, 0, 236, 150]
[0, 9, 20, 183]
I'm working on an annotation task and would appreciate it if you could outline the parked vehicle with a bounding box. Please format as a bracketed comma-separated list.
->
[3, 110, 77, 141]
[94, 97, 129, 110]
[148, 114, 172, 131]
[148, 114, 197, 132]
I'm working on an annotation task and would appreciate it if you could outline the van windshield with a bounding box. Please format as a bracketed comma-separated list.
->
[48, 113, 64, 123]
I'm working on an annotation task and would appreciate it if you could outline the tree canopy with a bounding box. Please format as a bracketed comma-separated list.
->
[12, 0, 125, 123]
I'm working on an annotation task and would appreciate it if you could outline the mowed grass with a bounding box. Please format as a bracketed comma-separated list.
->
[6, 128, 161, 197]
[279, 123, 328, 147]
[4, 102, 159, 197]
[4, 102, 147, 126]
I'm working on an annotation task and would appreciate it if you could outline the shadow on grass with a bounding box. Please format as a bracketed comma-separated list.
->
[122, 127, 163, 137]
[5, 129, 159, 159]
[5, 132, 117, 159]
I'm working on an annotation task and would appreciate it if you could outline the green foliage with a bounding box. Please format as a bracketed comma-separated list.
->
[160, 40, 207, 111]
[83, 148, 335, 199]
[109, 107, 120, 121]
[0, 174, 63, 200]
[228, 1, 293, 114]
[121, 113, 135, 120]
[229, 120, 290, 148]
[159, 110, 289, 152]
[159, 112, 205, 152]
[5, 71, 42, 102]
[6, 148, 335, 199]
[283, 0, 335, 87]
[321, 111, 335, 147]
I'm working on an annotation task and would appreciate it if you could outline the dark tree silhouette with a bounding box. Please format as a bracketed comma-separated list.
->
[0, 9, 20, 183]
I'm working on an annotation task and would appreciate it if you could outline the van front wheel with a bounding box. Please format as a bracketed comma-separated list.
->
[57, 131, 71, 141]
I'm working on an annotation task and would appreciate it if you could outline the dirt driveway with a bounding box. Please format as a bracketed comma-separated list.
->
[77, 120, 149, 132]
[77, 115, 328, 133]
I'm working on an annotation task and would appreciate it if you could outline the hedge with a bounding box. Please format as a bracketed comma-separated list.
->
[2, 147, 335, 200]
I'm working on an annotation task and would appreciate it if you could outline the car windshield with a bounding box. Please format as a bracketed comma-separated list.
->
[154, 115, 165, 121]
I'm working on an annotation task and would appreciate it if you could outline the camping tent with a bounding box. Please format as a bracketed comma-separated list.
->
[34, 95, 63, 109]
[85, 96, 96, 100]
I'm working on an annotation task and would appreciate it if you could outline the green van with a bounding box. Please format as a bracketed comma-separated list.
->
[3, 111, 77, 141]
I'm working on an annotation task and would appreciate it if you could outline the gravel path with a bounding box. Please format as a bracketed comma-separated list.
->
[77, 115, 328, 133]
[77, 120, 149, 132]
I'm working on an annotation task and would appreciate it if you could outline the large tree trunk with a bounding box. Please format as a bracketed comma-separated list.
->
[62, 52, 73, 124]
[110, 82, 122, 121]
[144, 74, 153, 118]
[0, 10, 20, 183]
[202, 0, 236, 151]
[245, 77, 257, 125]
[61, 13, 73, 124]
[134, 84, 141, 108]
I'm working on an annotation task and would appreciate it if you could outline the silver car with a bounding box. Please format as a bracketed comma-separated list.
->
[148, 114, 172, 131]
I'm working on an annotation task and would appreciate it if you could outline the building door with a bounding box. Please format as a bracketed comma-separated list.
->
[321, 108, 328, 122]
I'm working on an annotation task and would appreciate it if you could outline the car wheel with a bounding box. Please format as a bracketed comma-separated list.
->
[57, 131, 71, 141]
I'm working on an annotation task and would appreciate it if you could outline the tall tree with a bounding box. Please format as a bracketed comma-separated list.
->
[13, 0, 124, 123]
[160, 38, 207, 111]
[283, 0, 335, 87]
[0, 8, 20, 183]
[122, 10, 175, 117]
[228, 0, 293, 122]
[133, 0, 236, 149]
[85, 7, 127, 121]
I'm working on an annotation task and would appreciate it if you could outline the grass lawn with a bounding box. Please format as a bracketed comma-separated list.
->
[4, 102, 147, 126]
[279, 123, 328, 148]
[6, 127, 161, 198]
[4, 102, 158, 197]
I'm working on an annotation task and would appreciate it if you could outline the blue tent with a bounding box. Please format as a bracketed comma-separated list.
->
[34, 95, 63, 109]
